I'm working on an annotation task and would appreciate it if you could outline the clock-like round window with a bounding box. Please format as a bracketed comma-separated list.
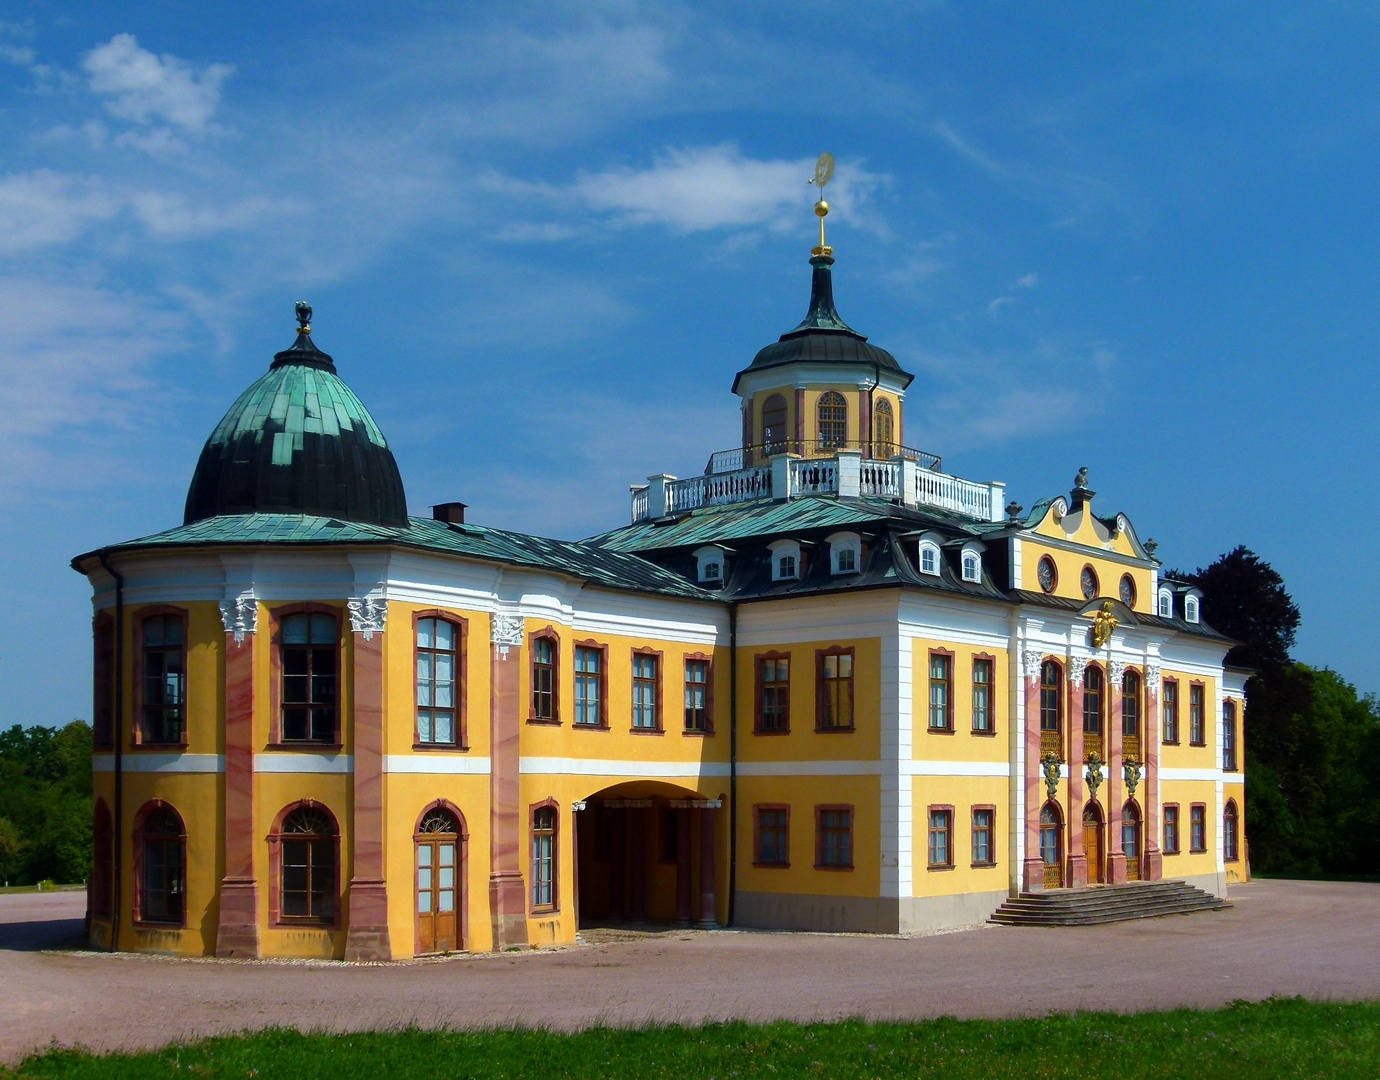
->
[1080, 565, 1099, 600]
[1037, 556, 1057, 593]
[1119, 574, 1136, 607]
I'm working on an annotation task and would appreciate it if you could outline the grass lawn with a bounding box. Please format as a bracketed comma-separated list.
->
[5, 997, 1377, 1079]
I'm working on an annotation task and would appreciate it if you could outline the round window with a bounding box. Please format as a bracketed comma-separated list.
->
[1038, 556, 1057, 593]
[1080, 565, 1099, 600]
[1119, 574, 1136, 607]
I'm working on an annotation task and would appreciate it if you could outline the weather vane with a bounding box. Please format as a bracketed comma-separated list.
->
[295, 300, 312, 335]
[808, 152, 835, 256]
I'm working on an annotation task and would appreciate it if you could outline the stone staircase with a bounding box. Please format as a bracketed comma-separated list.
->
[989, 880, 1230, 926]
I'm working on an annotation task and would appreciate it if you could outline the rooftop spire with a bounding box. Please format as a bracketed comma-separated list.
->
[807, 151, 835, 257]
[272, 299, 336, 371]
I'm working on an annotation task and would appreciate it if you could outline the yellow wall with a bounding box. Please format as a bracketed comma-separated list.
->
[910, 777, 1008, 898]
[911, 638, 1007, 761]
[749, 385, 902, 451]
[1024, 504, 1153, 614]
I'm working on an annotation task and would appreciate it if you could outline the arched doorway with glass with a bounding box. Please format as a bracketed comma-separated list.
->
[1082, 801, 1105, 885]
[1122, 801, 1142, 882]
[1039, 801, 1064, 889]
[414, 802, 467, 955]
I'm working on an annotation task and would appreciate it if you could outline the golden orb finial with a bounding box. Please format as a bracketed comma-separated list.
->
[808, 152, 835, 256]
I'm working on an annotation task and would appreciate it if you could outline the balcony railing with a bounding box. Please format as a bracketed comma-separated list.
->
[633, 449, 1004, 525]
[707, 440, 941, 475]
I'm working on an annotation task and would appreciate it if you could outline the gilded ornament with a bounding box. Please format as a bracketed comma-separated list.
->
[1091, 599, 1119, 648]
[1084, 753, 1105, 802]
[1123, 758, 1142, 798]
[1040, 752, 1062, 799]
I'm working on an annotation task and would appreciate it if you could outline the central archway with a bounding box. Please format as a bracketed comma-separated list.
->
[576, 781, 720, 929]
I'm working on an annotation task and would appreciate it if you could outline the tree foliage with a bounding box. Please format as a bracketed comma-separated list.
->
[0, 721, 92, 885]
[1170, 545, 1301, 671]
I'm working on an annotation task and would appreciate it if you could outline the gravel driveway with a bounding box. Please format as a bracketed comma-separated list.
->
[3, 879, 1378, 1064]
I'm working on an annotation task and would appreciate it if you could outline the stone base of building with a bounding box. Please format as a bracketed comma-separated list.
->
[734, 889, 1009, 935]
[87, 916, 113, 950]
[344, 879, 392, 962]
[489, 871, 529, 950]
[215, 878, 261, 958]
[1179, 870, 1228, 898]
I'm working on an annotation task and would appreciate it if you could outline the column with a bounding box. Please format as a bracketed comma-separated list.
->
[1106, 661, 1126, 884]
[675, 805, 692, 925]
[1067, 658, 1087, 889]
[1144, 663, 1164, 881]
[345, 599, 391, 961]
[1020, 652, 1045, 893]
[215, 598, 260, 958]
[487, 615, 529, 950]
[696, 804, 718, 927]
[629, 805, 647, 923]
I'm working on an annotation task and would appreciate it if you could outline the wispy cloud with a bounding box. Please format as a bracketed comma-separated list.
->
[83, 34, 232, 133]
[0, 171, 121, 254]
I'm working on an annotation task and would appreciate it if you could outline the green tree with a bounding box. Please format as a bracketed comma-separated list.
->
[1170, 545, 1301, 672]
[0, 720, 92, 885]
[0, 817, 25, 883]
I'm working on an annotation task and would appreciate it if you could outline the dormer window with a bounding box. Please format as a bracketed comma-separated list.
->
[959, 542, 984, 584]
[1157, 589, 1173, 618]
[826, 532, 862, 576]
[692, 546, 728, 586]
[1185, 596, 1200, 624]
[768, 539, 801, 582]
[703, 561, 721, 582]
[916, 532, 943, 577]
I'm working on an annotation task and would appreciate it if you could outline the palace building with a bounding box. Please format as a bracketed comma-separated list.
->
[74, 212, 1247, 959]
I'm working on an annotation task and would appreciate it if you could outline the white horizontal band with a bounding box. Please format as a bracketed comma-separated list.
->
[93, 753, 224, 774]
[384, 755, 492, 774]
[254, 753, 353, 774]
[519, 757, 731, 778]
[1160, 767, 1223, 782]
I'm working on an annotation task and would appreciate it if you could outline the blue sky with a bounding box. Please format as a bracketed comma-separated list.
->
[3, 3, 1379, 727]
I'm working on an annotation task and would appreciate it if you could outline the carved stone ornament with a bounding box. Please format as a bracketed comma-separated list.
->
[1040, 752, 1062, 800]
[1091, 600, 1119, 649]
[1109, 659, 1127, 684]
[491, 614, 524, 658]
[219, 596, 258, 644]
[1123, 758, 1142, 799]
[1144, 663, 1162, 692]
[347, 597, 387, 641]
[1022, 650, 1044, 679]
[1084, 753, 1105, 802]
[1068, 655, 1088, 689]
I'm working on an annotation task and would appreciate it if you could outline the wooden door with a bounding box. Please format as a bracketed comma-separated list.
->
[416, 837, 458, 954]
[1083, 807, 1104, 884]
[1123, 812, 1142, 881]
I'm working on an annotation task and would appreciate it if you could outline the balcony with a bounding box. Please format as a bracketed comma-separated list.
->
[630, 445, 1005, 525]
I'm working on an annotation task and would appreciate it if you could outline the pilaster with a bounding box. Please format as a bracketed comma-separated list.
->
[488, 613, 529, 950]
[344, 598, 391, 961]
[215, 596, 260, 958]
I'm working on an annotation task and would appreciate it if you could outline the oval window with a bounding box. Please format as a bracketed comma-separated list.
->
[1080, 565, 1099, 600]
[1038, 556, 1057, 593]
[1119, 574, 1136, 607]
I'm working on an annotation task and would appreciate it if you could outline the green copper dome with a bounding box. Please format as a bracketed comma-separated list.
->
[183, 307, 408, 528]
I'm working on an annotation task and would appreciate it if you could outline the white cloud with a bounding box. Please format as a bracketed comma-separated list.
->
[1014, 272, 1040, 289]
[0, 171, 121, 254]
[129, 191, 304, 240]
[83, 33, 232, 132]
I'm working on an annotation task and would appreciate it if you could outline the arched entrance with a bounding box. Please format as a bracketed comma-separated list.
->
[1083, 802, 1105, 885]
[576, 782, 720, 928]
[1039, 802, 1064, 889]
[414, 803, 466, 954]
[1122, 801, 1142, 882]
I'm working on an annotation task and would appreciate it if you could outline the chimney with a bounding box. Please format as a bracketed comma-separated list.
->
[432, 502, 467, 524]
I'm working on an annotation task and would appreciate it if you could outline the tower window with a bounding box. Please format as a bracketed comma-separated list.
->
[817, 391, 847, 449]
[873, 398, 895, 456]
[761, 394, 788, 454]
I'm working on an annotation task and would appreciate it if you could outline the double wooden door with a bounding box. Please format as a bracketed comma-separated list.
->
[416, 836, 459, 954]
[1083, 806, 1105, 884]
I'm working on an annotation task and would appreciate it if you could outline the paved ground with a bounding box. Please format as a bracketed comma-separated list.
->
[3, 879, 1379, 1064]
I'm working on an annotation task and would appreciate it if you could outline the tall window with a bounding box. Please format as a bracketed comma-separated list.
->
[929, 653, 953, 732]
[818, 649, 854, 730]
[137, 804, 185, 925]
[873, 397, 895, 456]
[632, 653, 660, 730]
[1039, 803, 1062, 870]
[1163, 680, 1179, 744]
[1122, 670, 1141, 738]
[817, 391, 847, 449]
[93, 615, 114, 748]
[756, 807, 789, 866]
[1189, 684, 1206, 745]
[757, 656, 790, 732]
[281, 612, 337, 743]
[1040, 661, 1062, 733]
[574, 646, 603, 726]
[416, 617, 457, 745]
[761, 393, 788, 453]
[1163, 804, 1180, 854]
[531, 805, 556, 909]
[684, 658, 709, 732]
[141, 613, 186, 744]
[1224, 801, 1240, 862]
[817, 807, 853, 868]
[971, 807, 994, 866]
[1121, 801, 1141, 864]
[92, 800, 113, 917]
[279, 805, 337, 922]
[415, 807, 460, 954]
[1083, 667, 1104, 736]
[1223, 701, 1238, 771]
[531, 636, 556, 721]
[1190, 804, 1207, 852]
[928, 808, 953, 868]
[972, 658, 993, 732]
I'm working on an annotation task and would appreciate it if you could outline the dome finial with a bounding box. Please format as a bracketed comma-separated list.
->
[807, 152, 835, 257]
[295, 300, 312, 335]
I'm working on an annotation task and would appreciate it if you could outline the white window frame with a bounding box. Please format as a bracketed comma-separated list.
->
[825, 531, 862, 576]
[692, 546, 727, 586]
[959, 542, 984, 584]
[1157, 589, 1173, 619]
[768, 539, 801, 582]
[1184, 592, 1201, 624]
[916, 532, 943, 577]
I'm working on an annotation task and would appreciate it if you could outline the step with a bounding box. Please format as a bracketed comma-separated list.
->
[988, 880, 1230, 927]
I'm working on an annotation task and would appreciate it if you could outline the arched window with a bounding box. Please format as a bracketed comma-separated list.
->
[1040, 661, 1062, 742]
[416, 616, 459, 745]
[1122, 801, 1142, 880]
[1185, 596, 1200, 623]
[91, 799, 113, 918]
[761, 394, 787, 454]
[531, 803, 558, 911]
[1157, 589, 1173, 618]
[1224, 800, 1240, 862]
[416, 804, 463, 954]
[1039, 802, 1063, 888]
[1122, 670, 1141, 740]
[135, 803, 185, 925]
[280, 612, 338, 743]
[873, 398, 895, 456]
[1083, 667, 1104, 737]
[918, 542, 940, 576]
[274, 804, 338, 923]
[817, 391, 847, 450]
[961, 548, 982, 583]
